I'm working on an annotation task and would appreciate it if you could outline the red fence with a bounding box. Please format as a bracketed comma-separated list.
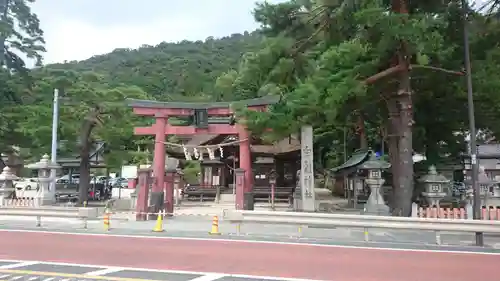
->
[416, 206, 500, 220]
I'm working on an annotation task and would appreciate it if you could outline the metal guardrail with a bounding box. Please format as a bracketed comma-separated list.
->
[0, 207, 98, 228]
[223, 210, 500, 245]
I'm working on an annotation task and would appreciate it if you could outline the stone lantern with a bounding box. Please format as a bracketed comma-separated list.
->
[466, 166, 498, 208]
[26, 154, 61, 205]
[418, 165, 450, 207]
[358, 153, 391, 215]
[0, 167, 19, 205]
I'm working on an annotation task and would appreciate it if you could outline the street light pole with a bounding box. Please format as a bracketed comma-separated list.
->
[50, 89, 59, 196]
[461, 0, 482, 246]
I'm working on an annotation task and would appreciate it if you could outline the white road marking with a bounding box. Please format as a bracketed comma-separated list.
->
[0, 275, 9, 278]
[84, 267, 124, 276]
[0, 261, 39, 269]
[41, 278, 54, 281]
[27, 277, 38, 280]
[0, 259, 320, 281]
[189, 274, 226, 281]
[9, 276, 23, 280]
[0, 228, 498, 256]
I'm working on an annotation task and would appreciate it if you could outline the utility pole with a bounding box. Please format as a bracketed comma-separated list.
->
[50, 89, 59, 195]
[461, 0, 482, 246]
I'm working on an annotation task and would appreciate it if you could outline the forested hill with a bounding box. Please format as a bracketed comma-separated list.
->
[45, 32, 263, 100]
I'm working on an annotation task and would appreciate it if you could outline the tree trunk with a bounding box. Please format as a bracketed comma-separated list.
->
[391, 0, 414, 216]
[393, 68, 413, 216]
[78, 108, 100, 205]
[79, 141, 91, 205]
[357, 113, 368, 149]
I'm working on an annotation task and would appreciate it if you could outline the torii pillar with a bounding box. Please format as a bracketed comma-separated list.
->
[153, 113, 167, 195]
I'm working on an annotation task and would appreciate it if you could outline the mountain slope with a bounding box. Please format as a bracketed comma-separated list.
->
[47, 32, 263, 100]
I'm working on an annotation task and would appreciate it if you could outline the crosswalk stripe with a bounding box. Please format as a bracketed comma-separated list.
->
[0, 262, 39, 269]
[84, 267, 123, 276]
[188, 274, 226, 281]
[9, 276, 23, 280]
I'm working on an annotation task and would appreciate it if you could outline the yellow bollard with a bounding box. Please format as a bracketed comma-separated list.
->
[103, 212, 110, 231]
[209, 215, 221, 235]
[152, 210, 164, 232]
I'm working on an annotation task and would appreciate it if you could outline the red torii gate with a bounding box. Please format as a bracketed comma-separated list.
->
[128, 96, 279, 217]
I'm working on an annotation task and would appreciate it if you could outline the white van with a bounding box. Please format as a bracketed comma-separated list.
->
[57, 174, 80, 184]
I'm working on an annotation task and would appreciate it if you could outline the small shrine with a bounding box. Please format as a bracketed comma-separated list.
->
[330, 149, 373, 208]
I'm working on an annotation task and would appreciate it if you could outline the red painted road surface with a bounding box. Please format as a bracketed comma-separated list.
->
[0, 231, 497, 281]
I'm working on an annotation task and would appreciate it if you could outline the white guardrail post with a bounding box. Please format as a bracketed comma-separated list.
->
[0, 207, 98, 229]
[222, 210, 500, 245]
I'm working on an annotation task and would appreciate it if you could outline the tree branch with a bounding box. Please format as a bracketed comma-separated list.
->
[410, 64, 464, 76]
[293, 21, 328, 54]
[364, 64, 404, 84]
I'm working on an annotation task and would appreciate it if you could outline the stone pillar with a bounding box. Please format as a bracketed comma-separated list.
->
[164, 169, 175, 214]
[153, 115, 167, 193]
[300, 125, 316, 212]
[0, 167, 18, 206]
[364, 176, 389, 215]
[174, 168, 183, 206]
[237, 125, 253, 193]
[234, 168, 245, 210]
[135, 168, 151, 221]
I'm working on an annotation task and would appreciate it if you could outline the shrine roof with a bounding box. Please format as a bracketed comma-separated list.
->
[330, 149, 371, 174]
[127, 95, 280, 109]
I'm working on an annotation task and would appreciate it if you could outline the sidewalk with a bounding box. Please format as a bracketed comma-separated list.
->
[2, 213, 499, 249]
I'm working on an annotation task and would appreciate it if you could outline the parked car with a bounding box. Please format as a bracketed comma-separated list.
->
[112, 178, 129, 188]
[14, 178, 39, 190]
[57, 174, 80, 184]
[90, 175, 109, 184]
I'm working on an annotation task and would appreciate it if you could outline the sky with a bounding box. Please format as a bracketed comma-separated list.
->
[31, 0, 277, 65]
[29, 0, 488, 66]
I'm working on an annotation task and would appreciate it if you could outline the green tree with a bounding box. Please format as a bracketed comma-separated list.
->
[0, 0, 45, 71]
[0, 0, 45, 167]
[214, 0, 500, 215]
[12, 69, 151, 203]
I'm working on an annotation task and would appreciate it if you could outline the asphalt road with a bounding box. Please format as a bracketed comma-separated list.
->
[0, 259, 290, 281]
[0, 230, 498, 281]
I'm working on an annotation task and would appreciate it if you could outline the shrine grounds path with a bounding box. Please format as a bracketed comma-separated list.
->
[0, 225, 499, 281]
